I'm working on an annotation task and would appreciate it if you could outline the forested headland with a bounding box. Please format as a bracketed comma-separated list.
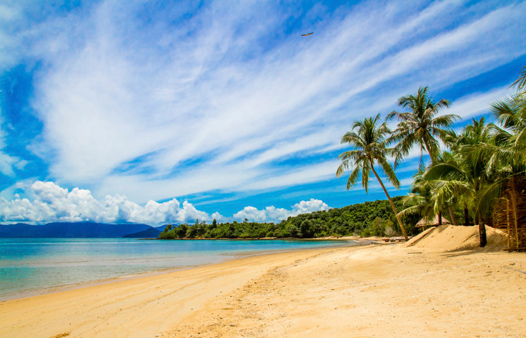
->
[159, 196, 421, 239]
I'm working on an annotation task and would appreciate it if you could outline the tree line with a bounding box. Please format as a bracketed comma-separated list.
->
[337, 65, 526, 247]
[159, 197, 421, 239]
[160, 66, 525, 245]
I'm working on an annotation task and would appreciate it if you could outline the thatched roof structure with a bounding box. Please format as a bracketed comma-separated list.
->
[416, 214, 451, 228]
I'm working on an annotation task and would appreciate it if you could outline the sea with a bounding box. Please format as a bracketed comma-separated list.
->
[0, 238, 356, 301]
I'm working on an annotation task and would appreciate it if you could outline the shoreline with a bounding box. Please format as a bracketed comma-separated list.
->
[2, 237, 524, 337]
[0, 245, 349, 338]
[0, 238, 366, 303]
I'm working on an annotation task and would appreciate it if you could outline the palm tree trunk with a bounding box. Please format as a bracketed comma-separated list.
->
[464, 204, 469, 226]
[448, 207, 458, 225]
[369, 161, 408, 240]
[506, 198, 511, 251]
[473, 181, 485, 246]
[423, 139, 435, 163]
[438, 211, 442, 225]
[511, 178, 520, 251]
[478, 211, 487, 247]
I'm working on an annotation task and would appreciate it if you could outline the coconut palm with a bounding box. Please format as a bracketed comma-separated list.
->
[491, 95, 526, 156]
[387, 86, 459, 164]
[398, 169, 435, 221]
[425, 118, 495, 246]
[512, 65, 526, 91]
[472, 97, 526, 249]
[336, 114, 408, 240]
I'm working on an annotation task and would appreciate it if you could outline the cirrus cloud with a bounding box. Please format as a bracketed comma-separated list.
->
[2, 0, 526, 215]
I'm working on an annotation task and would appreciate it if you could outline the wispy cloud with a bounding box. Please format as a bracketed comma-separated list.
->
[0, 111, 26, 177]
[2, 0, 525, 214]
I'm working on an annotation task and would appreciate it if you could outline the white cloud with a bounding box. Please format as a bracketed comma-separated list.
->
[0, 180, 330, 224]
[447, 86, 513, 119]
[0, 109, 26, 177]
[0, 181, 214, 224]
[234, 198, 329, 223]
[5, 0, 526, 203]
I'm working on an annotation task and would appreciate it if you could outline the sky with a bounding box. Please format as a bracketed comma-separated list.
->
[1, 0, 525, 225]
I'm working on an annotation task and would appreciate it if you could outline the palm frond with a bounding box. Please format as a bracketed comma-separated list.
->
[511, 65, 526, 90]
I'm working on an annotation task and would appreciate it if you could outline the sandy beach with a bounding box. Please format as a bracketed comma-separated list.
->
[1, 226, 526, 338]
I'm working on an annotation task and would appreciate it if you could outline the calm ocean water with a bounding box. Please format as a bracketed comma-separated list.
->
[0, 238, 353, 300]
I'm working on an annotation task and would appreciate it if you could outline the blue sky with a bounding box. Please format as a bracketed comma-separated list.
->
[1, 0, 525, 224]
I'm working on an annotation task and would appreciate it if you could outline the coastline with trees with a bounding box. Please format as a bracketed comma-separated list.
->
[160, 66, 526, 250]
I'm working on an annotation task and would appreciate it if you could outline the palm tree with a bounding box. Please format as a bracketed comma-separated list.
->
[387, 86, 459, 164]
[425, 118, 495, 246]
[491, 96, 526, 156]
[398, 169, 435, 222]
[336, 114, 408, 240]
[512, 65, 526, 91]
[473, 97, 526, 250]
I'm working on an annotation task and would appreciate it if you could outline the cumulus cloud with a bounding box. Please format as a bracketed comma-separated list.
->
[233, 198, 329, 223]
[0, 181, 330, 225]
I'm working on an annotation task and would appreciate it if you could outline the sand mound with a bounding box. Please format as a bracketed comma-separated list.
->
[405, 224, 508, 252]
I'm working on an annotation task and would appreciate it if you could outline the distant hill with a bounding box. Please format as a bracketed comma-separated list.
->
[123, 227, 161, 238]
[0, 222, 153, 238]
[155, 225, 173, 231]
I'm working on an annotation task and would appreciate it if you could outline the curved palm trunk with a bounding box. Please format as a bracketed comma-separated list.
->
[369, 161, 408, 240]
[448, 207, 458, 225]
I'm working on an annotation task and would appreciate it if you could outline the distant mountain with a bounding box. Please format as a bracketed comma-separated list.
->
[155, 224, 179, 231]
[155, 225, 170, 231]
[123, 227, 161, 238]
[0, 222, 153, 238]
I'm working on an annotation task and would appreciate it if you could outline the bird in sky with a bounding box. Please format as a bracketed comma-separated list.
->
[301, 32, 314, 37]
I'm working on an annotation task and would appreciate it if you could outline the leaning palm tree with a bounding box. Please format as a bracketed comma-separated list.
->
[336, 114, 408, 240]
[387, 86, 460, 164]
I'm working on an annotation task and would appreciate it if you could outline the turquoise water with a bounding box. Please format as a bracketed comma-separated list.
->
[0, 238, 353, 300]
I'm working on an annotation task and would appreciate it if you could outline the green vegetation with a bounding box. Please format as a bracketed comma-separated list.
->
[384, 66, 525, 247]
[336, 113, 408, 240]
[159, 66, 526, 246]
[158, 197, 420, 240]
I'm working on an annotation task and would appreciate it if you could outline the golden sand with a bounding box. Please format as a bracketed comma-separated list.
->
[1, 226, 525, 337]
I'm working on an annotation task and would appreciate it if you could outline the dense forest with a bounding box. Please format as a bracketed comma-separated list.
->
[159, 197, 421, 239]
